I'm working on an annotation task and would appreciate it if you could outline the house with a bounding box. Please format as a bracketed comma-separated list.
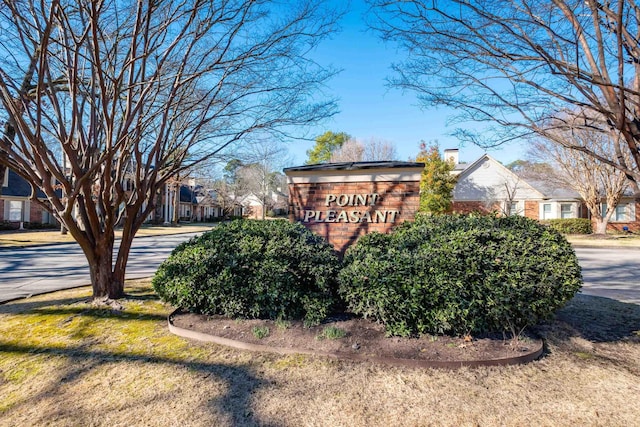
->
[153, 181, 225, 223]
[1, 169, 58, 229]
[450, 152, 587, 220]
[241, 188, 288, 219]
[449, 149, 640, 231]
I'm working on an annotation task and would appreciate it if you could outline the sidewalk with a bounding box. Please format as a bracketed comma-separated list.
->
[0, 223, 217, 248]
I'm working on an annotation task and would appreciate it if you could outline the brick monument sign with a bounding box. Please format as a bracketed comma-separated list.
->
[284, 161, 424, 253]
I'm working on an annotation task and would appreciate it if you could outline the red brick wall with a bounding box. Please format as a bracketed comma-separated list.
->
[288, 180, 420, 253]
[524, 201, 539, 220]
[603, 202, 640, 232]
[452, 201, 497, 215]
[453, 200, 541, 221]
[29, 202, 43, 223]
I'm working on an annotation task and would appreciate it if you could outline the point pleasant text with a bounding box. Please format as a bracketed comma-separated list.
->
[298, 193, 400, 223]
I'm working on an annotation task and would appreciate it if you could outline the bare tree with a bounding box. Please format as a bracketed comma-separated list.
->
[368, 0, 640, 191]
[329, 137, 397, 162]
[0, 0, 341, 299]
[529, 127, 630, 234]
[237, 138, 291, 219]
[329, 139, 365, 162]
[362, 137, 398, 161]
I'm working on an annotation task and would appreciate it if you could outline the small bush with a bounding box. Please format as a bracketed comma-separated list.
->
[317, 326, 346, 340]
[24, 222, 59, 230]
[543, 218, 592, 234]
[153, 219, 340, 326]
[338, 214, 582, 337]
[0, 221, 17, 230]
[252, 326, 270, 339]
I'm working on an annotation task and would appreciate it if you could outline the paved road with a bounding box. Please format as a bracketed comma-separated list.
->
[0, 241, 638, 305]
[0, 232, 200, 303]
[574, 247, 640, 305]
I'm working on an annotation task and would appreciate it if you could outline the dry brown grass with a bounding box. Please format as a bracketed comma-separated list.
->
[1, 281, 639, 427]
[0, 223, 215, 247]
[566, 233, 640, 247]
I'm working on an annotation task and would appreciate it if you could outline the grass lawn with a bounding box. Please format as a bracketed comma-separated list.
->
[565, 233, 640, 248]
[1, 280, 639, 427]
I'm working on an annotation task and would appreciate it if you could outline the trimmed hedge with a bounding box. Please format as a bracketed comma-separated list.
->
[152, 219, 340, 326]
[338, 214, 582, 337]
[543, 218, 592, 234]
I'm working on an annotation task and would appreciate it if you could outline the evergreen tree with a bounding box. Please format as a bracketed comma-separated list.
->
[305, 131, 351, 164]
[415, 142, 457, 214]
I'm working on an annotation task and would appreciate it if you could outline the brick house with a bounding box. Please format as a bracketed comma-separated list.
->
[449, 150, 639, 231]
[153, 182, 224, 223]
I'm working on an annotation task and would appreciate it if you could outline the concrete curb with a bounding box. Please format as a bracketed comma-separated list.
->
[168, 310, 544, 370]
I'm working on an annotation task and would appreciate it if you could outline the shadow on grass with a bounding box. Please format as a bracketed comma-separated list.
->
[0, 341, 278, 427]
[535, 294, 640, 344]
[0, 296, 90, 315]
[24, 306, 169, 322]
[0, 286, 280, 426]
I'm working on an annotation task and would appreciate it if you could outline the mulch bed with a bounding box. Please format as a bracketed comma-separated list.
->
[169, 311, 544, 369]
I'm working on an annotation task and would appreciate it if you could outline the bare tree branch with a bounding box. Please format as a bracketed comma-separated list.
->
[0, 0, 342, 298]
[368, 0, 640, 187]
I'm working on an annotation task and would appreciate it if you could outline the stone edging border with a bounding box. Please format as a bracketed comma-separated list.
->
[167, 310, 544, 370]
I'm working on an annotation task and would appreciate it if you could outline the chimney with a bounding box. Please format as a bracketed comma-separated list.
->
[443, 148, 459, 165]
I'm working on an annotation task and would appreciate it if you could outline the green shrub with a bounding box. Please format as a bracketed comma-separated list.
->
[543, 218, 592, 234]
[338, 214, 582, 337]
[153, 219, 340, 326]
[0, 221, 16, 230]
[251, 326, 270, 339]
[24, 222, 59, 230]
[317, 326, 346, 340]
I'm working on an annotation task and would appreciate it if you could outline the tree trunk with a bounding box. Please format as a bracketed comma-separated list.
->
[172, 184, 179, 225]
[593, 218, 609, 235]
[88, 238, 125, 299]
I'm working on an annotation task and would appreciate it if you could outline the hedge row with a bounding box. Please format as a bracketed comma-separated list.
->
[153, 216, 582, 336]
[542, 218, 592, 234]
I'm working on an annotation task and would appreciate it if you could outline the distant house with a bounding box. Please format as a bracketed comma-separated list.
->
[450, 152, 587, 221]
[192, 186, 224, 222]
[153, 181, 225, 223]
[241, 189, 288, 219]
[449, 149, 640, 231]
[1, 169, 58, 228]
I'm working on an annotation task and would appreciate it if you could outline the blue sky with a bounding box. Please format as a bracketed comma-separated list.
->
[286, 1, 528, 166]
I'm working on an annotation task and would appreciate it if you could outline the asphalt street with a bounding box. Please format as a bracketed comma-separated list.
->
[574, 246, 640, 305]
[0, 239, 638, 305]
[0, 232, 200, 303]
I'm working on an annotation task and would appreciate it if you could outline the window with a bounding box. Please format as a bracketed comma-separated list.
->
[9, 201, 23, 221]
[508, 201, 520, 216]
[560, 203, 573, 219]
[602, 203, 633, 222]
[542, 203, 552, 220]
[615, 204, 630, 221]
